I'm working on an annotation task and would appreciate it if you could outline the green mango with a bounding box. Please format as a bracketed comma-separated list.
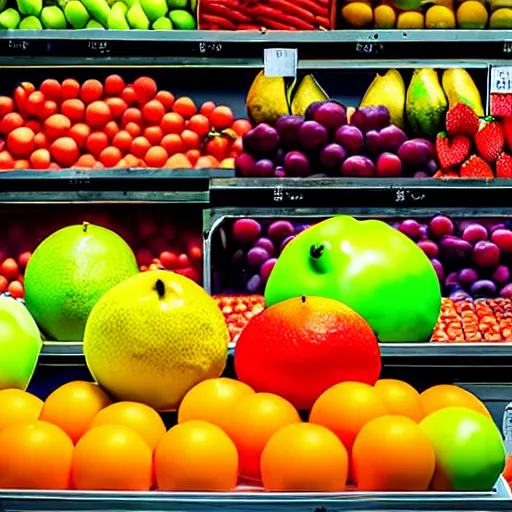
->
[107, 2, 129, 28]
[111, 1, 127, 14]
[420, 407, 505, 491]
[85, 17, 103, 26]
[17, 0, 41, 17]
[0, 8, 20, 28]
[152, 15, 171, 28]
[40, 5, 67, 28]
[264, 216, 441, 342]
[126, 1, 149, 28]
[0, 295, 42, 391]
[140, 0, 166, 22]
[19, 14, 42, 27]
[64, 0, 89, 28]
[166, 0, 187, 8]
[81, 0, 110, 26]
[168, 8, 195, 28]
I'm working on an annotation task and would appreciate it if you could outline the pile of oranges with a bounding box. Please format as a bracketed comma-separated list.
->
[0, 75, 251, 171]
[0, 377, 494, 492]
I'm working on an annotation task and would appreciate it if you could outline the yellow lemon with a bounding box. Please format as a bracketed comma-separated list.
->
[397, 10, 424, 27]
[425, 5, 457, 27]
[341, 2, 374, 27]
[456, 0, 488, 27]
[374, 4, 397, 27]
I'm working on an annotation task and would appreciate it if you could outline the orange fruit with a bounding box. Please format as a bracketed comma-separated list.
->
[178, 378, 254, 430]
[99, 146, 123, 167]
[0, 421, 73, 489]
[142, 99, 165, 124]
[144, 146, 168, 167]
[124, 122, 142, 138]
[41, 100, 58, 119]
[1, 112, 24, 135]
[25, 119, 40, 134]
[86, 131, 109, 158]
[154, 420, 238, 491]
[130, 136, 151, 159]
[231, 118, 252, 137]
[0, 150, 14, 169]
[155, 90, 175, 110]
[39, 79, 61, 101]
[122, 107, 142, 126]
[86, 101, 112, 128]
[105, 97, 128, 120]
[39, 381, 111, 444]
[49, 137, 79, 168]
[235, 296, 381, 410]
[44, 114, 71, 141]
[173, 97, 197, 119]
[26, 91, 45, 117]
[75, 154, 96, 168]
[310, 381, 389, 453]
[420, 384, 491, 418]
[121, 86, 137, 105]
[112, 130, 133, 152]
[132, 76, 157, 105]
[61, 79, 80, 100]
[161, 133, 184, 155]
[223, 392, 301, 481]
[188, 114, 210, 137]
[80, 79, 103, 104]
[144, 125, 163, 145]
[374, 379, 424, 422]
[210, 106, 234, 130]
[34, 132, 48, 150]
[7, 127, 35, 158]
[104, 120, 120, 141]
[352, 415, 435, 491]
[161, 112, 185, 134]
[72, 424, 152, 491]
[30, 148, 51, 170]
[195, 155, 218, 169]
[61, 99, 85, 123]
[8, 281, 23, 298]
[86, 401, 166, 450]
[0, 389, 43, 431]
[14, 159, 30, 170]
[200, 100, 216, 118]
[185, 149, 200, 166]
[0, 96, 14, 117]
[104, 74, 125, 96]
[68, 123, 91, 150]
[165, 153, 192, 169]
[261, 423, 348, 491]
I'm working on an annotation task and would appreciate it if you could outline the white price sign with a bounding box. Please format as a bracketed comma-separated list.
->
[264, 48, 298, 78]
[491, 66, 512, 94]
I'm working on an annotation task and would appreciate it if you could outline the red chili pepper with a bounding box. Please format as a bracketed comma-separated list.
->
[315, 15, 330, 27]
[294, 0, 329, 15]
[251, 5, 315, 29]
[202, 2, 254, 22]
[201, 13, 237, 28]
[267, 0, 316, 23]
[237, 23, 261, 29]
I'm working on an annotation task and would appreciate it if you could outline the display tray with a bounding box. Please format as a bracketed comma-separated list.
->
[0, 477, 510, 512]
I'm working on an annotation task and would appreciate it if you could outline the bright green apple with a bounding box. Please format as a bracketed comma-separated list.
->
[420, 407, 505, 492]
[0, 295, 42, 390]
[264, 216, 441, 342]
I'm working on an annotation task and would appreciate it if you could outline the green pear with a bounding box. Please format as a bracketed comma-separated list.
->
[64, 0, 89, 28]
[0, 8, 20, 28]
[81, 0, 110, 26]
[152, 14, 171, 28]
[19, 15, 43, 27]
[112, 1, 127, 14]
[168, 8, 195, 28]
[17, 0, 41, 17]
[126, 1, 148, 28]
[40, 5, 67, 28]
[107, 2, 128, 27]
[0, 296, 42, 391]
[85, 17, 103, 26]
[139, 0, 166, 21]
[166, 0, 187, 8]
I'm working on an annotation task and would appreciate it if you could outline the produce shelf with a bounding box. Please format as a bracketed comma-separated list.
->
[0, 30, 510, 65]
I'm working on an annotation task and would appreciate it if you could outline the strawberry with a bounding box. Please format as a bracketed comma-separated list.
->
[475, 117, 504, 163]
[446, 103, 479, 138]
[496, 152, 512, 178]
[460, 155, 494, 179]
[436, 132, 470, 169]
[503, 118, 512, 153]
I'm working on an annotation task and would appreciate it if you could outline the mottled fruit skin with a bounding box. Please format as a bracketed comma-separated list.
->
[265, 216, 441, 342]
[24, 223, 139, 341]
[84, 270, 229, 411]
[234, 296, 381, 410]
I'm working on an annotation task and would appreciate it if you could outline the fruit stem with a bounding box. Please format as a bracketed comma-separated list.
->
[155, 279, 165, 299]
[301, 296, 306, 303]
[310, 244, 324, 259]
[82, 222, 89, 233]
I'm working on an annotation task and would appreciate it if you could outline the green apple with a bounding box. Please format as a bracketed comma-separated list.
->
[264, 216, 441, 342]
[0, 295, 42, 391]
[420, 407, 505, 491]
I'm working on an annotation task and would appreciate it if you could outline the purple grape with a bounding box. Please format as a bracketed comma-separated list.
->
[440, 236, 472, 261]
[429, 216, 454, 238]
[275, 115, 304, 145]
[492, 264, 510, 284]
[471, 279, 497, 297]
[351, 106, 390, 133]
[473, 241, 501, 268]
[268, 220, 295, 241]
[450, 288, 471, 301]
[243, 123, 279, 155]
[398, 219, 422, 240]
[445, 272, 459, 287]
[246, 274, 263, 294]
[501, 283, 512, 298]
[247, 247, 270, 266]
[319, 143, 346, 169]
[414, 138, 434, 158]
[280, 235, 295, 252]
[254, 237, 276, 256]
[284, 151, 311, 177]
[419, 225, 429, 240]
[490, 223, 507, 234]
[232, 218, 261, 243]
[364, 130, 382, 155]
[274, 166, 286, 177]
[341, 155, 375, 177]
[397, 139, 432, 168]
[426, 159, 438, 176]
[298, 121, 329, 151]
[458, 268, 479, 285]
[417, 239, 439, 258]
[431, 258, 444, 282]
[235, 153, 256, 177]
[305, 101, 325, 120]
[379, 125, 407, 153]
[335, 125, 363, 154]
[311, 101, 347, 131]
[260, 258, 277, 281]
[253, 159, 274, 177]
[462, 224, 488, 244]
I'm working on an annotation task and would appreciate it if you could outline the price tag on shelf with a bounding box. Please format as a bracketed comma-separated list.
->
[264, 48, 297, 78]
[491, 67, 512, 94]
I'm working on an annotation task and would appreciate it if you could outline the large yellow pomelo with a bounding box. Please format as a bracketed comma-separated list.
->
[83, 270, 229, 411]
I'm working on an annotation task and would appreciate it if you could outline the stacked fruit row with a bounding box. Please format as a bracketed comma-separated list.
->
[0, 0, 196, 29]
[340, 0, 510, 30]
[214, 294, 265, 341]
[198, 0, 333, 30]
[0, 74, 249, 171]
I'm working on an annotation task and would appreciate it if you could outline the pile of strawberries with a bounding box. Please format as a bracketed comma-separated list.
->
[434, 103, 512, 179]
[0, 75, 251, 171]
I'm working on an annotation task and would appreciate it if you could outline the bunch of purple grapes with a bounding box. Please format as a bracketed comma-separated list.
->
[396, 216, 512, 299]
[235, 102, 438, 178]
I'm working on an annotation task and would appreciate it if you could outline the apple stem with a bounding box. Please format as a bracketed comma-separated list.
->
[301, 296, 306, 303]
[310, 244, 324, 259]
[155, 279, 165, 299]
[83, 222, 89, 233]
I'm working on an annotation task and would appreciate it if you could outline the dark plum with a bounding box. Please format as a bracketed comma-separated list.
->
[280, 235, 296, 252]
[351, 106, 390, 132]
[440, 236, 472, 261]
[254, 237, 276, 256]
[473, 240, 500, 268]
[274, 166, 286, 177]
[398, 219, 422, 240]
[431, 258, 444, 282]
[426, 159, 438, 176]
[429, 216, 454, 238]
[341, 155, 375, 177]
[445, 272, 459, 287]
[253, 159, 274, 177]
[491, 229, 512, 252]
[492, 264, 510, 284]
[458, 268, 479, 285]
[379, 125, 407, 153]
[305, 101, 326, 120]
[311, 101, 347, 131]
[275, 115, 304, 146]
[268, 220, 295, 241]
[235, 153, 256, 177]
[417, 240, 439, 258]
[298, 121, 329, 151]
[284, 151, 311, 177]
[319, 143, 346, 169]
[232, 218, 261, 243]
[462, 224, 488, 244]
[364, 130, 382, 155]
[335, 125, 363, 154]
[242, 123, 280, 155]
[260, 258, 277, 281]
[470, 280, 497, 297]
[376, 153, 402, 177]
[397, 139, 432, 168]
[501, 283, 512, 298]
[247, 247, 270, 266]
